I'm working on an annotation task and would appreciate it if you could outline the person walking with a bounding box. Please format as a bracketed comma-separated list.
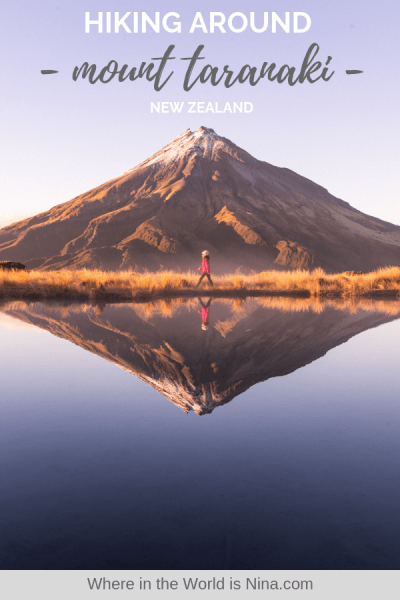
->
[196, 250, 214, 287]
[198, 298, 212, 330]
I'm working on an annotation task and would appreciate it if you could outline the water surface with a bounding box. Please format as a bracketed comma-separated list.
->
[0, 298, 399, 569]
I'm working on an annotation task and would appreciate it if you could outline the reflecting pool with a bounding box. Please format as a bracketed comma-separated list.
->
[0, 297, 399, 569]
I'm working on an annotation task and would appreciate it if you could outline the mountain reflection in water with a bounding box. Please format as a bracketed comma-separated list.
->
[2, 296, 400, 415]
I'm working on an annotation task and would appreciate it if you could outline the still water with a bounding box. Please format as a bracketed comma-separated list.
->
[0, 298, 400, 569]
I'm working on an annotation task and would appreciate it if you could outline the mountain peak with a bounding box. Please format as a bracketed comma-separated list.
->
[135, 126, 228, 170]
[177, 125, 220, 140]
[194, 125, 219, 139]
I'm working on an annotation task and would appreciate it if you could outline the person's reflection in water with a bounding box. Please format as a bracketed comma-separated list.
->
[198, 297, 212, 331]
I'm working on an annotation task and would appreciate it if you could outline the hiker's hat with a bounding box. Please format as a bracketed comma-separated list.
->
[202, 323, 208, 331]
[202, 250, 209, 256]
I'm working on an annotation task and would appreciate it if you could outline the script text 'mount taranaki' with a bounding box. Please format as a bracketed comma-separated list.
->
[71, 43, 335, 90]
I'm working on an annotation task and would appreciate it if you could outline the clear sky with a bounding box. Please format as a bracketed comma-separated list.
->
[1, 0, 399, 227]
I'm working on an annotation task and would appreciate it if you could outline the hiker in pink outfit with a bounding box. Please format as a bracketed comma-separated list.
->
[196, 250, 214, 287]
[198, 298, 212, 331]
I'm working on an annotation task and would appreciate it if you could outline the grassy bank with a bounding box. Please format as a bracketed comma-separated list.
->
[0, 267, 400, 302]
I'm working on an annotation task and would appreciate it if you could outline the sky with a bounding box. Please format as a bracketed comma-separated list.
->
[1, 0, 399, 227]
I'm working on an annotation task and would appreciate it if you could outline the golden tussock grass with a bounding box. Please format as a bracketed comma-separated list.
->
[0, 266, 400, 302]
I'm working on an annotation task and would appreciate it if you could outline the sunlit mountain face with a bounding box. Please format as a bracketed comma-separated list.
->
[2, 297, 399, 415]
[1, 127, 400, 272]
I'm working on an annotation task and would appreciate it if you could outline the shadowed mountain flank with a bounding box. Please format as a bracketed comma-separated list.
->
[2, 299, 397, 415]
[1, 127, 400, 273]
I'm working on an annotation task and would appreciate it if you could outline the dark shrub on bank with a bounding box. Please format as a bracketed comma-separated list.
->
[0, 262, 27, 271]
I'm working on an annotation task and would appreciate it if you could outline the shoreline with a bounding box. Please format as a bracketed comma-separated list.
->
[1, 287, 400, 303]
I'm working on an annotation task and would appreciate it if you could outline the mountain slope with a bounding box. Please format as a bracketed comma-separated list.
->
[1, 126, 400, 272]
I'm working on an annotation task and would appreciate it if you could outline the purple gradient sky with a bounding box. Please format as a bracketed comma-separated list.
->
[1, 0, 399, 227]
